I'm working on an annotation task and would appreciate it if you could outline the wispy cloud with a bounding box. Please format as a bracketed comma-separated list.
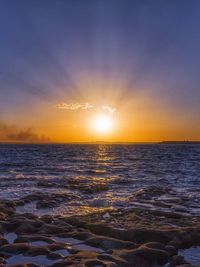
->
[56, 102, 93, 110]
[0, 122, 50, 142]
[102, 106, 116, 114]
[56, 102, 116, 115]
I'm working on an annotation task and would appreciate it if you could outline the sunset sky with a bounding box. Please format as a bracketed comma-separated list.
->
[0, 0, 200, 142]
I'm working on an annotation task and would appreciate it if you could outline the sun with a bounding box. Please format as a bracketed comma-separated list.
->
[93, 114, 113, 134]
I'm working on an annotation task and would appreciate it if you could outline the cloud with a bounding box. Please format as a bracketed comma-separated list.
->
[56, 102, 93, 110]
[102, 106, 116, 114]
[55, 102, 116, 115]
[0, 122, 50, 142]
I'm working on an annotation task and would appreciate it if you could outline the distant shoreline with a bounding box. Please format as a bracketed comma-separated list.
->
[160, 141, 200, 144]
[0, 141, 200, 145]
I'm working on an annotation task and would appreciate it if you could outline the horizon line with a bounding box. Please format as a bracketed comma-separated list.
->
[0, 140, 200, 145]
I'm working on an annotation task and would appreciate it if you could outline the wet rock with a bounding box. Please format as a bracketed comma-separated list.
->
[47, 243, 65, 251]
[0, 256, 6, 264]
[144, 242, 166, 250]
[0, 243, 30, 254]
[84, 259, 105, 266]
[168, 237, 182, 249]
[87, 236, 136, 250]
[16, 221, 42, 234]
[50, 218, 73, 230]
[38, 223, 68, 234]
[179, 233, 193, 248]
[172, 255, 188, 265]
[5, 265, 29, 267]
[85, 222, 173, 244]
[47, 251, 63, 260]
[107, 263, 120, 267]
[0, 196, 199, 267]
[165, 245, 178, 256]
[0, 201, 15, 219]
[10, 214, 38, 225]
[0, 237, 8, 246]
[98, 253, 114, 261]
[26, 246, 50, 256]
[40, 215, 53, 224]
[0, 212, 8, 221]
[51, 260, 80, 267]
[114, 246, 169, 266]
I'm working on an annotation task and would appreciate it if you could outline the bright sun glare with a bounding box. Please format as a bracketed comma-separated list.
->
[93, 114, 113, 134]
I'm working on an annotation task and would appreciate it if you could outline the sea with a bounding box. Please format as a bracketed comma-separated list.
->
[0, 143, 199, 217]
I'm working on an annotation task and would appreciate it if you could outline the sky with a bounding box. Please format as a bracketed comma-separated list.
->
[0, 0, 200, 142]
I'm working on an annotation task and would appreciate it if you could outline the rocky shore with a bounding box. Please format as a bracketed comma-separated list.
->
[0, 198, 199, 267]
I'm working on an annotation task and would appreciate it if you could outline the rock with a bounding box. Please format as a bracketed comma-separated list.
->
[165, 245, 178, 256]
[0, 237, 8, 246]
[180, 233, 193, 248]
[47, 243, 65, 251]
[175, 265, 195, 267]
[50, 218, 73, 230]
[0, 196, 199, 267]
[87, 236, 136, 250]
[47, 252, 62, 260]
[168, 237, 182, 249]
[5, 265, 29, 267]
[0, 257, 6, 264]
[172, 255, 188, 265]
[0, 243, 30, 254]
[0, 201, 15, 219]
[26, 246, 50, 256]
[98, 254, 114, 261]
[84, 259, 105, 266]
[40, 215, 53, 224]
[114, 246, 169, 266]
[86, 222, 173, 244]
[38, 224, 68, 234]
[144, 242, 166, 250]
[51, 260, 81, 267]
[16, 222, 40, 234]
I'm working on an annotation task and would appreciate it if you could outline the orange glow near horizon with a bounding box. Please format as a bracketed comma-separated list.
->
[1, 77, 200, 143]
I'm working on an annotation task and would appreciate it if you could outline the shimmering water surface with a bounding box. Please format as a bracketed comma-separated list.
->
[0, 144, 199, 216]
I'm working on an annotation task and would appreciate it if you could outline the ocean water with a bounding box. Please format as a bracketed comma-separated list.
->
[0, 144, 199, 216]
